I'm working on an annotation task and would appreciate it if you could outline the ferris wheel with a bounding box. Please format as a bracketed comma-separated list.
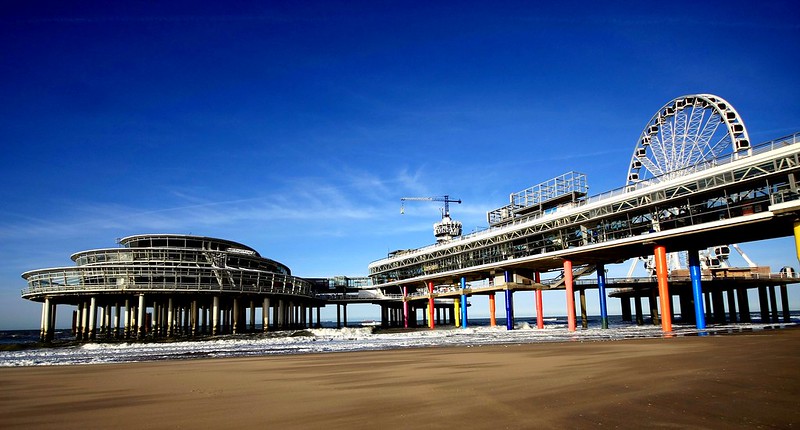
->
[626, 94, 751, 186]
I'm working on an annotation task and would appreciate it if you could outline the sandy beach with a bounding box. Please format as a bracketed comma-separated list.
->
[1, 328, 799, 429]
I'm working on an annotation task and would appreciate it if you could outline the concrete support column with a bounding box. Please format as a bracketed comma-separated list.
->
[343, 303, 348, 328]
[649, 288, 660, 326]
[758, 286, 770, 322]
[191, 300, 199, 337]
[250, 301, 256, 332]
[202, 305, 208, 334]
[563, 260, 576, 332]
[150, 301, 158, 337]
[336, 303, 341, 329]
[679, 292, 695, 325]
[634, 295, 644, 325]
[780, 285, 791, 323]
[73, 301, 85, 340]
[123, 299, 131, 339]
[262, 298, 270, 332]
[737, 288, 751, 323]
[712, 290, 726, 323]
[653, 244, 672, 332]
[232, 298, 240, 334]
[49, 301, 57, 342]
[167, 298, 174, 337]
[316, 306, 321, 328]
[727, 289, 738, 323]
[579, 289, 588, 329]
[620, 297, 632, 322]
[88, 297, 98, 339]
[161, 302, 168, 336]
[114, 303, 121, 338]
[597, 265, 608, 329]
[72, 307, 78, 337]
[81, 300, 90, 340]
[212, 296, 220, 335]
[41, 298, 52, 342]
[104, 304, 112, 337]
[137, 294, 146, 339]
[769, 286, 779, 323]
[272, 301, 279, 329]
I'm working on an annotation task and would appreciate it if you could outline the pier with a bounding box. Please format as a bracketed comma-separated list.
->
[20, 94, 800, 341]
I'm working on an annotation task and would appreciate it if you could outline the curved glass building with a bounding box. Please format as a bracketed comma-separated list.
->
[22, 234, 319, 341]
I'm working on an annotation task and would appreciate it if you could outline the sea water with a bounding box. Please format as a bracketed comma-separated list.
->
[1, 315, 796, 367]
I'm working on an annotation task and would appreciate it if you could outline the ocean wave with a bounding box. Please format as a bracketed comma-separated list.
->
[0, 320, 795, 367]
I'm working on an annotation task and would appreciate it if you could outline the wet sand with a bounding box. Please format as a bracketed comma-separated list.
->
[1, 328, 799, 429]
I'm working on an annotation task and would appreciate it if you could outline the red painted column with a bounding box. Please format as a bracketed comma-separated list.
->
[564, 260, 576, 331]
[654, 245, 673, 332]
[428, 281, 435, 329]
[535, 271, 544, 329]
[489, 292, 496, 326]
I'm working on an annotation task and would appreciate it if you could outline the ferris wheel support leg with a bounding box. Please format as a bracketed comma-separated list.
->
[563, 260, 576, 332]
[597, 265, 608, 329]
[688, 249, 706, 330]
[654, 245, 673, 333]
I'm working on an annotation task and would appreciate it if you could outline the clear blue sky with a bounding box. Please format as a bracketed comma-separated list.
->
[1, 1, 799, 329]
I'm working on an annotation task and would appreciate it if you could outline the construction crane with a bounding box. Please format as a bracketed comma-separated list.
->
[400, 195, 461, 217]
[400, 195, 463, 243]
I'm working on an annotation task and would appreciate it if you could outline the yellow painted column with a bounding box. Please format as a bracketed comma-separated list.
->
[793, 220, 800, 262]
[454, 298, 461, 327]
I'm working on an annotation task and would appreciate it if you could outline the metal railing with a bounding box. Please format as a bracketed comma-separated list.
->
[21, 265, 314, 299]
[370, 132, 800, 267]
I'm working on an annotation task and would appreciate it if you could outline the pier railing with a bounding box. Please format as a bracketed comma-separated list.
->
[372, 132, 800, 265]
[21, 266, 314, 299]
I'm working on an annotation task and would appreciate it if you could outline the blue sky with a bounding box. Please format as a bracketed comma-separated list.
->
[1, 1, 799, 329]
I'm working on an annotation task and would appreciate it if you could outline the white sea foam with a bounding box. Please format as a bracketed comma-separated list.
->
[0, 320, 795, 367]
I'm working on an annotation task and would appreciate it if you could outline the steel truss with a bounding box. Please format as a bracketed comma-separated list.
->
[369, 133, 800, 286]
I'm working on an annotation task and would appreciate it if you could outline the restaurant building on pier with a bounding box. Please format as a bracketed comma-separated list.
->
[22, 234, 321, 341]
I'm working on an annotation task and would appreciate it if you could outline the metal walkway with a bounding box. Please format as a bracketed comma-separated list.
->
[369, 132, 800, 291]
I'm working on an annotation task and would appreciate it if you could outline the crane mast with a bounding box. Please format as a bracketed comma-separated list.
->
[400, 195, 463, 243]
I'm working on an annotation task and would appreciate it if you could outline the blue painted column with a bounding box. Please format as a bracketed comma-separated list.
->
[505, 271, 514, 330]
[460, 277, 468, 329]
[597, 264, 608, 329]
[688, 249, 706, 330]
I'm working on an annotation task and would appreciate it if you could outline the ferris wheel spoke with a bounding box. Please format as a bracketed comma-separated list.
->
[626, 94, 752, 187]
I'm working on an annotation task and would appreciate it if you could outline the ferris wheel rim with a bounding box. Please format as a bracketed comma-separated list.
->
[625, 93, 751, 187]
